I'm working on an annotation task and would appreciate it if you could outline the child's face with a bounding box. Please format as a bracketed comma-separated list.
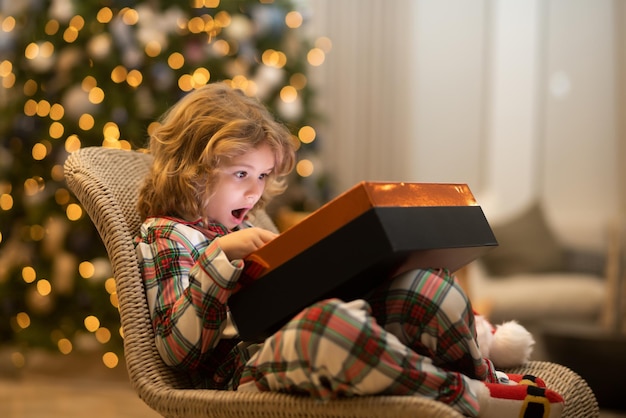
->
[205, 143, 275, 230]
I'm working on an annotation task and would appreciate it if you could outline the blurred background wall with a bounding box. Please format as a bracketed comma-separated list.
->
[306, 0, 626, 251]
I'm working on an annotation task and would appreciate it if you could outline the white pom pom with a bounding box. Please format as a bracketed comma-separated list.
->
[474, 314, 495, 358]
[489, 321, 535, 368]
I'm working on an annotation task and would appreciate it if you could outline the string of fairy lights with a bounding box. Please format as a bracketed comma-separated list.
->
[0, 0, 331, 370]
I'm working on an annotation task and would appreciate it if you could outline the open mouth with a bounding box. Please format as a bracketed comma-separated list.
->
[231, 208, 248, 222]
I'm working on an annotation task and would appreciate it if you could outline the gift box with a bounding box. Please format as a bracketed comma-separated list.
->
[229, 182, 498, 341]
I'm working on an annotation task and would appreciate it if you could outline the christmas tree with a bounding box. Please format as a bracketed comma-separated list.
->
[0, 0, 329, 369]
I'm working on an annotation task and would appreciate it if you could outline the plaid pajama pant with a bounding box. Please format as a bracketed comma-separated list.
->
[237, 268, 497, 416]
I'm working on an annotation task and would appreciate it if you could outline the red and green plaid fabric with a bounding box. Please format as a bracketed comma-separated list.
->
[135, 216, 498, 417]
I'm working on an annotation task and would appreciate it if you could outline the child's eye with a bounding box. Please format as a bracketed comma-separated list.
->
[235, 171, 247, 179]
[258, 173, 269, 180]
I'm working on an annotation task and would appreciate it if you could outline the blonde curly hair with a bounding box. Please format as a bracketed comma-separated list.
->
[137, 82, 296, 222]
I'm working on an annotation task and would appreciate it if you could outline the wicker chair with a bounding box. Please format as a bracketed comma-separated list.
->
[63, 146, 600, 418]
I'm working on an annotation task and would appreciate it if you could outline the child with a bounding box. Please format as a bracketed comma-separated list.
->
[134, 82, 563, 417]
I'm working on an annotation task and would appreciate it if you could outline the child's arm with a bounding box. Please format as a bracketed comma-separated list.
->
[136, 223, 244, 371]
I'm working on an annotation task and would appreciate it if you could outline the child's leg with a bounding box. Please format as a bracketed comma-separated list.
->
[365, 268, 497, 382]
[237, 297, 484, 417]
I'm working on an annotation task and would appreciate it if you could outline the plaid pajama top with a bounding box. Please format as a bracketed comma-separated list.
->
[135, 216, 250, 389]
[135, 216, 497, 416]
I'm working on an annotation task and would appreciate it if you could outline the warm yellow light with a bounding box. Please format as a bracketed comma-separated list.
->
[44, 20, 59, 35]
[178, 74, 193, 92]
[204, 16, 216, 32]
[168, 52, 184, 70]
[57, 338, 72, 355]
[22, 266, 37, 283]
[109, 292, 119, 308]
[24, 79, 38, 96]
[102, 137, 121, 148]
[2, 16, 16, 32]
[212, 39, 230, 56]
[79, 261, 95, 279]
[197, 0, 220, 7]
[147, 122, 161, 135]
[37, 279, 52, 296]
[84, 315, 100, 332]
[280, 86, 298, 103]
[261, 49, 287, 68]
[0, 194, 13, 211]
[298, 126, 316, 144]
[192, 67, 210, 86]
[95, 327, 111, 344]
[16, 312, 31, 329]
[126, 69, 143, 87]
[39, 41, 54, 58]
[290, 73, 307, 90]
[36, 100, 51, 117]
[296, 159, 314, 177]
[49, 103, 64, 120]
[66, 203, 83, 221]
[121, 8, 139, 25]
[24, 43, 39, 59]
[51, 165, 65, 182]
[32, 143, 48, 160]
[65, 134, 81, 152]
[97, 7, 114, 24]
[88, 87, 105, 104]
[49, 122, 64, 139]
[102, 352, 119, 369]
[52, 189, 70, 206]
[23, 177, 44, 196]
[104, 278, 116, 294]
[2, 73, 15, 88]
[111, 65, 127, 83]
[307, 48, 325, 67]
[145, 40, 162, 57]
[24, 99, 37, 116]
[230, 75, 248, 91]
[262, 49, 276, 66]
[63, 27, 79, 43]
[79, 114, 95, 130]
[0, 60, 12, 77]
[285, 11, 303, 28]
[81, 75, 97, 91]
[214, 11, 231, 27]
[69, 15, 85, 30]
[54, 188, 71, 205]
[188, 16, 205, 33]
[103, 122, 120, 140]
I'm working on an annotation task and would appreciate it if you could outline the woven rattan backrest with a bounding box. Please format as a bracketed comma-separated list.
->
[64, 147, 192, 390]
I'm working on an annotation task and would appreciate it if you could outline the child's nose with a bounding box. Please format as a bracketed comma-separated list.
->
[246, 179, 263, 199]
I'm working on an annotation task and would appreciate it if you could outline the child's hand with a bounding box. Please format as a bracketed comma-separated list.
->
[216, 227, 277, 260]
